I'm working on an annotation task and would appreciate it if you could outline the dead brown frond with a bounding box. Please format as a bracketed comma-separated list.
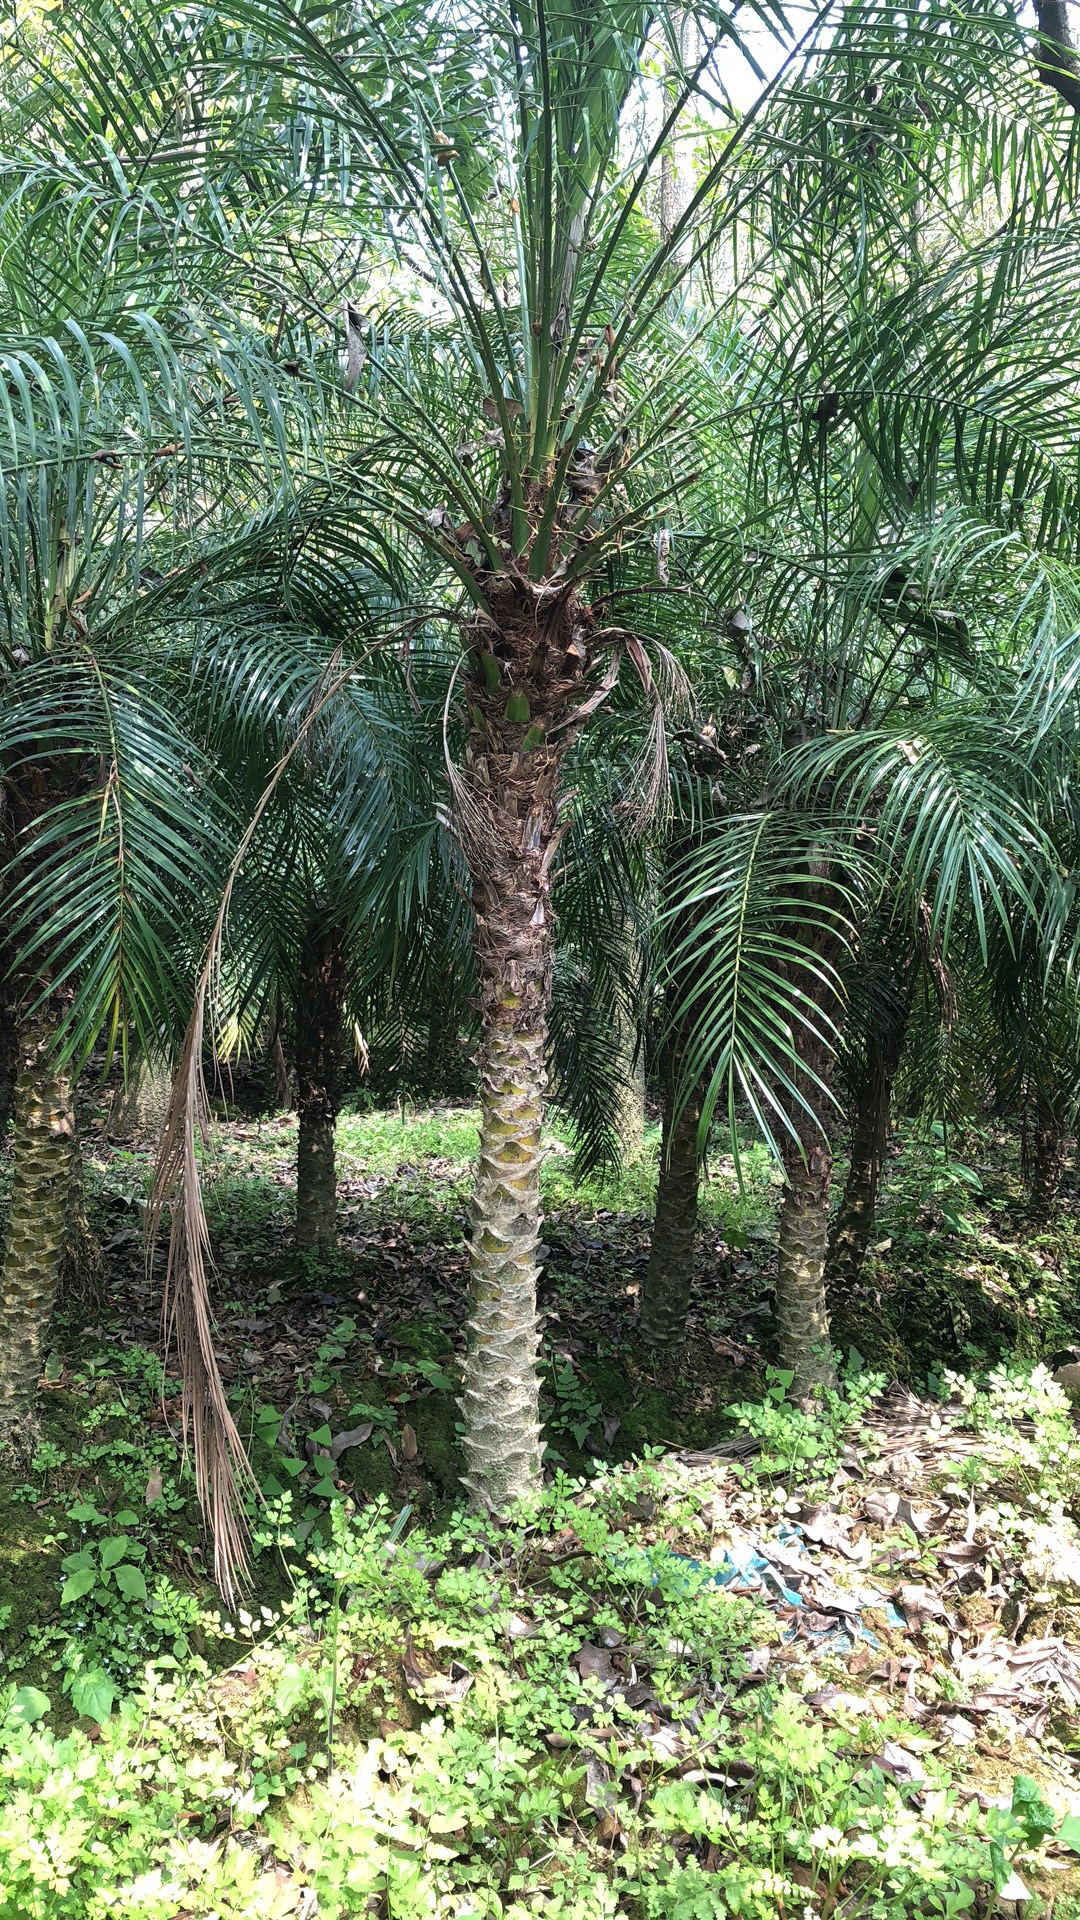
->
[618, 635, 691, 833]
[150, 986, 256, 1601]
[148, 649, 358, 1600]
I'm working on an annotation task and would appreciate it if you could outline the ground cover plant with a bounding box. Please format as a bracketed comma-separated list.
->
[3, 1109, 1080, 1914]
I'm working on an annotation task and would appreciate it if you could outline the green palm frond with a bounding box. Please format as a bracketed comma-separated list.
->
[663, 810, 867, 1166]
[2, 656, 228, 1060]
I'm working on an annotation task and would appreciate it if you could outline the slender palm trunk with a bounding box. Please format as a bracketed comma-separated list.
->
[612, 1014, 646, 1163]
[0, 995, 15, 1139]
[295, 924, 346, 1254]
[0, 1010, 76, 1447]
[458, 578, 591, 1510]
[640, 1065, 701, 1348]
[640, 829, 706, 1350]
[612, 928, 646, 1162]
[56, 1130, 106, 1328]
[774, 923, 844, 1398]
[776, 1131, 835, 1395]
[826, 966, 915, 1297]
[109, 1047, 172, 1139]
[1022, 1100, 1069, 1217]
[264, 997, 293, 1111]
[424, 970, 464, 1099]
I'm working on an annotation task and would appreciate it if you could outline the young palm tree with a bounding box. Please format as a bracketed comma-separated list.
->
[112, 0, 812, 1510]
[0, 132, 326, 1477]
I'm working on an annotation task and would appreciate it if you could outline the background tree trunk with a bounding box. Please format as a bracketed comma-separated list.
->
[424, 971, 465, 1100]
[640, 1064, 700, 1348]
[108, 1047, 172, 1140]
[295, 923, 346, 1254]
[0, 994, 16, 1140]
[776, 1132, 836, 1396]
[611, 925, 641, 1152]
[0, 1011, 76, 1448]
[773, 906, 845, 1397]
[1022, 1099, 1070, 1216]
[611, 989, 646, 1164]
[56, 1131, 106, 1328]
[826, 961, 915, 1297]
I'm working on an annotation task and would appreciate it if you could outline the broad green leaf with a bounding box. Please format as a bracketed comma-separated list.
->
[274, 1663, 309, 1715]
[70, 1668, 116, 1724]
[61, 1549, 95, 1573]
[100, 1536, 132, 1569]
[8, 1687, 50, 1724]
[61, 1568, 97, 1605]
[113, 1565, 147, 1602]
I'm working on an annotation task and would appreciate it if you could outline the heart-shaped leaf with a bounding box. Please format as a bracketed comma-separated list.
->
[113, 1564, 147, 1602]
[8, 1686, 49, 1724]
[70, 1668, 116, 1724]
[61, 1568, 97, 1605]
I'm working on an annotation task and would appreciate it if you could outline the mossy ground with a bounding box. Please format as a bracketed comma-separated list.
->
[2, 1104, 1080, 1702]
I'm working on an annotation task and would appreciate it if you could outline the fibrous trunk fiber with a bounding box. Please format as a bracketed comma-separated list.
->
[0, 1012, 77, 1448]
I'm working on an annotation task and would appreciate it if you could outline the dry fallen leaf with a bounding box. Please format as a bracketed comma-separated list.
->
[329, 1423, 373, 1459]
[401, 1423, 418, 1462]
[572, 1643, 620, 1689]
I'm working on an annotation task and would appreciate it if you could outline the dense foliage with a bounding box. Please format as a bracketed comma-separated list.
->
[6, 0, 1080, 1909]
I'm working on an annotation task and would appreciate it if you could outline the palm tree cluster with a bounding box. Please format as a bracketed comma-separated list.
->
[3, 0, 1080, 1592]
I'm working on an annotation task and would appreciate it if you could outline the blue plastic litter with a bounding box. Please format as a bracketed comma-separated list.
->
[657, 1527, 907, 1655]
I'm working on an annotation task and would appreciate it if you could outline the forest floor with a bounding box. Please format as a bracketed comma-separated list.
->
[3, 1105, 1080, 1915]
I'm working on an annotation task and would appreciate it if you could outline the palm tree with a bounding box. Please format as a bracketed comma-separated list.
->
[91, 0, 817, 1511]
[0, 123, 326, 1461]
[23, 0, 1080, 1575]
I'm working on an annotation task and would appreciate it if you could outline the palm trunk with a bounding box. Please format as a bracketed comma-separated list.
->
[0, 1010, 76, 1448]
[457, 577, 590, 1511]
[611, 910, 647, 1163]
[0, 996, 15, 1140]
[1022, 1101, 1069, 1217]
[612, 990, 646, 1164]
[109, 1047, 172, 1139]
[776, 1132, 836, 1396]
[640, 820, 710, 1350]
[56, 1130, 105, 1328]
[264, 997, 293, 1111]
[774, 916, 844, 1399]
[826, 964, 915, 1297]
[295, 924, 346, 1254]
[424, 970, 464, 1100]
[640, 1069, 700, 1349]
